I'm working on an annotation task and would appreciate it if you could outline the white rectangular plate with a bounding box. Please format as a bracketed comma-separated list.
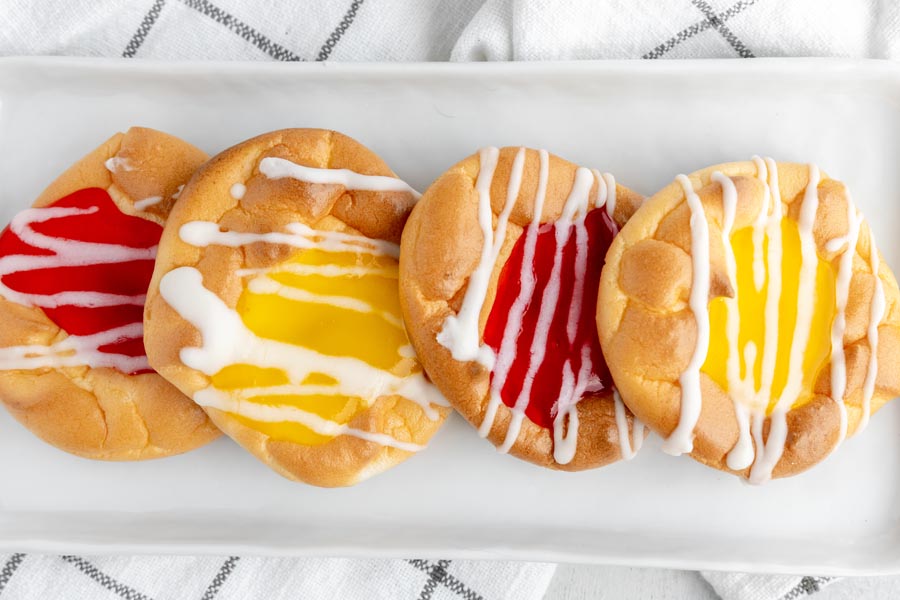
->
[0, 57, 898, 575]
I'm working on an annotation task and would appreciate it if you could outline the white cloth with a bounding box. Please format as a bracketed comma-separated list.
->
[3, 0, 897, 62]
[451, 0, 900, 61]
[0, 554, 555, 600]
[701, 572, 837, 600]
[0, 1, 898, 599]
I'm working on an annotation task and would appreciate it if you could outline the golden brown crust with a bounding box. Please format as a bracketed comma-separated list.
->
[598, 161, 900, 479]
[144, 128, 449, 487]
[0, 127, 220, 460]
[399, 147, 645, 470]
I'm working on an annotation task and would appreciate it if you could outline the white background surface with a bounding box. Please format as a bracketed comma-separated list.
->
[1, 57, 900, 583]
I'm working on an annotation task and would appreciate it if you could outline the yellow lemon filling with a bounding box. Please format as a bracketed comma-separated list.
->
[208, 247, 414, 445]
[702, 218, 836, 414]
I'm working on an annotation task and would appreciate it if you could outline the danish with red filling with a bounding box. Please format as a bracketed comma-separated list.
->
[0, 127, 220, 460]
[400, 147, 645, 470]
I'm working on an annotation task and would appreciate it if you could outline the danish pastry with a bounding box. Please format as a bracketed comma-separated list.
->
[598, 158, 900, 482]
[0, 127, 220, 459]
[400, 146, 645, 470]
[144, 128, 449, 487]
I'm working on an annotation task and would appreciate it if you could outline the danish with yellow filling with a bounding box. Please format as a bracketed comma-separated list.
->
[598, 159, 900, 482]
[144, 128, 449, 487]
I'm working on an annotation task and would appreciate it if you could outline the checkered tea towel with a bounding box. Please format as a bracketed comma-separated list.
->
[2, 1, 899, 599]
[0, 554, 555, 600]
[2, 0, 897, 62]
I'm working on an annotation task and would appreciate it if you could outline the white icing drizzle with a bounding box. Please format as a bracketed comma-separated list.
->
[453, 148, 627, 464]
[160, 267, 447, 448]
[547, 205, 611, 463]
[713, 171, 755, 471]
[437, 146, 504, 368]
[707, 158, 791, 481]
[258, 157, 421, 199]
[825, 190, 860, 447]
[859, 228, 886, 433]
[133, 196, 162, 211]
[247, 276, 405, 328]
[171, 184, 185, 200]
[551, 350, 586, 465]
[663, 175, 710, 456]
[726, 159, 785, 473]
[566, 198, 590, 345]
[477, 147, 534, 436]
[1, 207, 156, 306]
[104, 156, 133, 173]
[179, 221, 400, 259]
[614, 389, 646, 460]
[756, 158, 784, 425]
[193, 388, 424, 452]
[498, 167, 595, 459]
[0, 323, 148, 372]
[603, 173, 617, 218]
[729, 343, 757, 470]
[230, 183, 246, 200]
[164, 212, 447, 451]
[748, 164, 821, 484]
[632, 421, 646, 454]
[592, 169, 607, 209]
[591, 169, 617, 217]
[814, 186, 883, 440]
[0, 205, 155, 373]
[709, 160, 821, 482]
[750, 156, 773, 291]
[160, 266, 446, 451]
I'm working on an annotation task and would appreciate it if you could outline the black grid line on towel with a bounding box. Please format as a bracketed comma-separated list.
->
[780, 576, 838, 600]
[200, 556, 241, 600]
[60, 555, 155, 600]
[123, 0, 168, 57]
[407, 559, 484, 600]
[419, 559, 450, 600]
[178, 0, 304, 61]
[316, 0, 366, 61]
[643, 0, 760, 59]
[0, 554, 25, 596]
[690, 0, 755, 57]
